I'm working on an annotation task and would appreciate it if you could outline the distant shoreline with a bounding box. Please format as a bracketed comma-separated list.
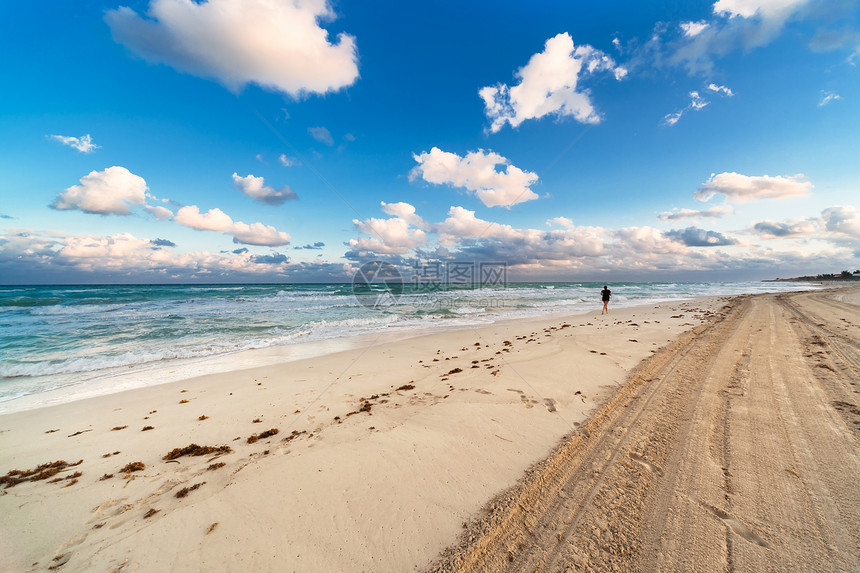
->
[764, 276, 860, 283]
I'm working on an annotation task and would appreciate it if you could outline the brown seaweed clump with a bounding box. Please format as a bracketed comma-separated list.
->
[207, 462, 226, 471]
[141, 426, 154, 431]
[175, 481, 205, 498]
[0, 459, 83, 489]
[143, 508, 160, 518]
[247, 428, 279, 444]
[163, 444, 232, 461]
[282, 430, 307, 443]
[120, 461, 145, 473]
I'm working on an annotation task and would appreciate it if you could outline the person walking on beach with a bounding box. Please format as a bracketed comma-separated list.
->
[601, 285, 611, 314]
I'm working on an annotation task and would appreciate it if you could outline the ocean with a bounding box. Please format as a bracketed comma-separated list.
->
[0, 281, 820, 408]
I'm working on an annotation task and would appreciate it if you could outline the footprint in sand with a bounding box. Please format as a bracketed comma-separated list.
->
[697, 499, 770, 548]
[628, 452, 663, 476]
[506, 389, 538, 408]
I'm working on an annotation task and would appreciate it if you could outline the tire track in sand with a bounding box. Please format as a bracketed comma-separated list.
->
[428, 288, 860, 572]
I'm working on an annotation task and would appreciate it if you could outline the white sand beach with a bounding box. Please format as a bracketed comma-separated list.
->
[0, 297, 728, 572]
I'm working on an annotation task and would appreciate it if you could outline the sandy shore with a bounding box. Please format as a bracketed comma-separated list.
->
[431, 287, 860, 572]
[0, 296, 733, 572]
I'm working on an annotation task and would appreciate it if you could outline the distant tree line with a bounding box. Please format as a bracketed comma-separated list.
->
[771, 270, 860, 282]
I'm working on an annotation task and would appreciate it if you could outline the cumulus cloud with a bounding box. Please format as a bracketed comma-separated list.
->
[229, 222, 291, 246]
[410, 147, 539, 208]
[658, 206, 733, 220]
[434, 206, 605, 258]
[174, 205, 233, 231]
[818, 91, 842, 107]
[664, 226, 739, 246]
[821, 205, 860, 237]
[52, 166, 148, 215]
[0, 229, 302, 281]
[173, 204, 291, 246]
[694, 172, 812, 202]
[752, 219, 817, 238]
[380, 201, 428, 229]
[145, 205, 174, 220]
[348, 202, 429, 255]
[308, 126, 334, 146]
[613, 226, 688, 254]
[294, 242, 325, 250]
[547, 216, 574, 228]
[232, 173, 298, 205]
[479, 32, 627, 132]
[105, 0, 359, 97]
[49, 134, 99, 153]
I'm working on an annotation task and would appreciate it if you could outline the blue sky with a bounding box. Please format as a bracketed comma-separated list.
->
[1, 0, 858, 283]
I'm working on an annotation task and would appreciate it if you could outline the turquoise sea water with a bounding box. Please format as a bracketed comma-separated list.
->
[0, 281, 820, 404]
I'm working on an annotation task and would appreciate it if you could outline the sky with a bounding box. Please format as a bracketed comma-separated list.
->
[1, 0, 858, 284]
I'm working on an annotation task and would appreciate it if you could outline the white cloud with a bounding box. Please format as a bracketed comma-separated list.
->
[821, 206, 860, 237]
[435, 206, 519, 245]
[707, 83, 734, 96]
[232, 173, 298, 205]
[350, 217, 427, 255]
[669, 0, 812, 73]
[663, 91, 709, 126]
[433, 206, 605, 258]
[49, 134, 99, 153]
[410, 147, 539, 208]
[614, 226, 688, 254]
[658, 206, 733, 220]
[479, 33, 626, 132]
[52, 166, 148, 215]
[818, 91, 842, 107]
[174, 205, 233, 231]
[106, 0, 359, 97]
[308, 126, 334, 146]
[172, 204, 292, 246]
[278, 154, 299, 167]
[145, 205, 174, 220]
[0, 229, 299, 279]
[380, 201, 427, 229]
[228, 222, 291, 246]
[547, 216, 574, 228]
[680, 21, 709, 37]
[663, 110, 684, 127]
[694, 172, 812, 202]
[689, 91, 708, 110]
[712, 0, 809, 20]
